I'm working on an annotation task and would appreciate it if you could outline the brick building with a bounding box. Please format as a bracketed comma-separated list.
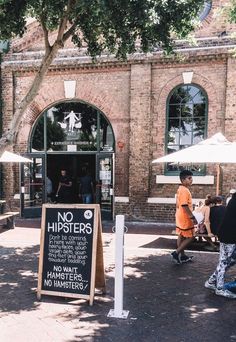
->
[1, 0, 236, 222]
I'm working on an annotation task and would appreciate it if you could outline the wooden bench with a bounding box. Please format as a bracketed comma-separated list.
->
[195, 233, 218, 243]
[0, 211, 19, 229]
[171, 230, 218, 243]
[0, 199, 6, 214]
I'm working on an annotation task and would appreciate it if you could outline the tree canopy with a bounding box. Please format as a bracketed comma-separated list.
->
[0, 0, 204, 147]
[228, 0, 236, 23]
[0, 0, 205, 57]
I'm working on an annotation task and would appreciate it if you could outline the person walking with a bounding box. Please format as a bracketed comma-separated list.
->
[55, 169, 72, 203]
[205, 192, 236, 298]
[46, 176, 53, 202]
[226, 188, 236, 205]
[171, 169, 197, 264]
[78, 168, 94, 204]
[210, 195, 226, 237]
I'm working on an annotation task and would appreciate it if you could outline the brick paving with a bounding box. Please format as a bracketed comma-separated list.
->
[0, 221, 236, 341]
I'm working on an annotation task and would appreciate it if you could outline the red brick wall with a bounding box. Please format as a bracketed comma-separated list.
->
[115, 202, 176, 223]
[2, 0, 236, 221]
[151, 58, 228, 199]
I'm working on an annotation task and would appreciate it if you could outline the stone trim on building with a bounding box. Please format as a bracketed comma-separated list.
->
[2, 0, 236, 221]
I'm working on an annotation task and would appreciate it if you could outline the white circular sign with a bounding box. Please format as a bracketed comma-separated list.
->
[84, 210, 93, 220]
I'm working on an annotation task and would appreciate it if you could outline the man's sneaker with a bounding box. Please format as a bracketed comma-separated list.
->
[215, 288, 236, 298]
[204, 280, 216, 290]
[224, 281, 236, 293]
[171, 251, 181, 264]
[180, 255, 194, 263]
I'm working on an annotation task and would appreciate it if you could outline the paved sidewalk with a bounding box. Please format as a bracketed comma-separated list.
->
[0, 222, 236, 341]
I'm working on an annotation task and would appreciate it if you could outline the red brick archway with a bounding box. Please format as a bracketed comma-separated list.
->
[16, 91, 118, 150]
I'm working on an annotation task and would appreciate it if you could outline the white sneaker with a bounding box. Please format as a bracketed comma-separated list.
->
[215, 288, 236, 298]
[204, 280, 216, 290]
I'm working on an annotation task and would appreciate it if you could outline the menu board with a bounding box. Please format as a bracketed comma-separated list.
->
[37, 204, 105, 305]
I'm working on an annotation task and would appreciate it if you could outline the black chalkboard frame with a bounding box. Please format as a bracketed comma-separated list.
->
[37, 203, 103, 305]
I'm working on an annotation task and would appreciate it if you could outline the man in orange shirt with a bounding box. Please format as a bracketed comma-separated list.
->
[171, 170, 197, 264]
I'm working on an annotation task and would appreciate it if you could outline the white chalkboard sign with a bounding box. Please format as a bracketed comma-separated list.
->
[37, 204, 105, 305]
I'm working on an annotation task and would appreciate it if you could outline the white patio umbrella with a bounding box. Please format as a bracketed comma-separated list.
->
[0, 151, 32, 163]
[0, 151, 32, 211]
[152, 132, 236, 195]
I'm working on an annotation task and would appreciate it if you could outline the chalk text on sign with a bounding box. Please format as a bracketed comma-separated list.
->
[47, 211, 92, 234]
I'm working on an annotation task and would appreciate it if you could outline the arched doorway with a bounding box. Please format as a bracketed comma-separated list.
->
[20, 101, 115, 220]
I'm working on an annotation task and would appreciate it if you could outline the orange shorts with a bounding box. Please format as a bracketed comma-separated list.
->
[176, 227, 194, 238]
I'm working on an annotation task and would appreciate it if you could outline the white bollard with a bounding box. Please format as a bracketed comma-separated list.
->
[107, 215, 129, 319]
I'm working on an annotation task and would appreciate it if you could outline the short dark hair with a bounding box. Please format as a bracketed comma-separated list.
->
[205, 198, 212, 206]
[211, 196, 223, 204]
[179, 170, 193, 182]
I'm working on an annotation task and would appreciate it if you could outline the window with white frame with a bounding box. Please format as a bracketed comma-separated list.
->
[165, 84, 208, 174]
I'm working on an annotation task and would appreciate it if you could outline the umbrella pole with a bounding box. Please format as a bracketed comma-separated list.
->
[216, 164, 221, 196]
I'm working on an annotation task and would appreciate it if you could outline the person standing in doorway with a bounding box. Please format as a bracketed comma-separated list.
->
[55, 169, 72, 203]
[46, 176, 53, 202]
[171, 169, 197, 264]
[79, 168, 94, 204]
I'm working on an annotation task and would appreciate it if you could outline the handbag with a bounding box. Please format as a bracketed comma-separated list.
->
[196, 221, 207, 234]
[192, 210, 207, 234]
[192, 210, 204, 224]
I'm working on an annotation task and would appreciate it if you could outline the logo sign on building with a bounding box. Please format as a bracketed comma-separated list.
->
[37, 204, 105, 305]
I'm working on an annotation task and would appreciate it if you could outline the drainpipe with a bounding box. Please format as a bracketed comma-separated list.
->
[0, 53, 2, 199]
[0, 41, 10, 198]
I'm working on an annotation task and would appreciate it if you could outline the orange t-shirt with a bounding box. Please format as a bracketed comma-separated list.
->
[176, 185, 193, 230]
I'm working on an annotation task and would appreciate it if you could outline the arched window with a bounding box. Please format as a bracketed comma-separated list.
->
[166, 84, 208, 174]
[31, 101, 115, 153]
[199, 1, 212, 22]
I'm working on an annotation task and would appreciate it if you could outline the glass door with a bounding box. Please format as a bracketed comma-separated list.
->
[20, 154, 46, 218]
[96, 153, 114, 220]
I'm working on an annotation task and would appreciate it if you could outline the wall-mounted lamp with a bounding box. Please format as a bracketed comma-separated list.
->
[117, 141, 125, 151]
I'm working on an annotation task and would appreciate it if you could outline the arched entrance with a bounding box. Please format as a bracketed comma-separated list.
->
[20, 100, 115, 220]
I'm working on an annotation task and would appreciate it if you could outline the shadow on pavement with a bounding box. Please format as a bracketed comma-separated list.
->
[0, 228, 235, 341]
[0, 244, 40, 315]
[56, 253, 236, 342]
[140, 236, 219, 252]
